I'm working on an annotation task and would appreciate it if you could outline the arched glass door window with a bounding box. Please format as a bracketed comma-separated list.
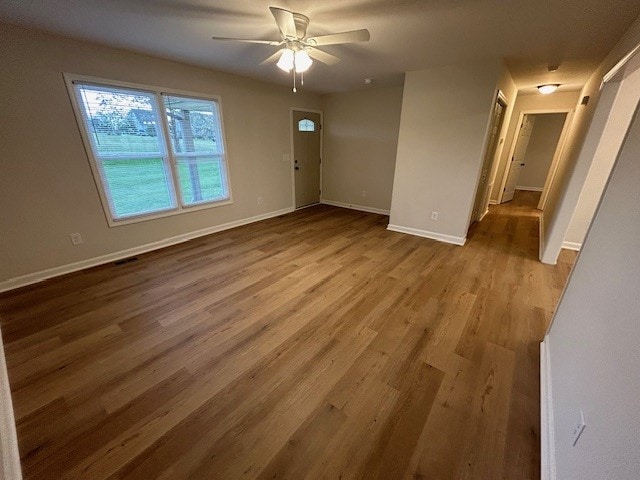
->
[298, 118, 315, 132]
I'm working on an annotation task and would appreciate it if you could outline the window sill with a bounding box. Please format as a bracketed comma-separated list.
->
[107, 198, 233, 227]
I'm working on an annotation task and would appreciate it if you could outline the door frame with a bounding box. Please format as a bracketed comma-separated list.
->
[497, 108, 574, 207]
[289, 107, 324, 209]
[473, 91, 509, 224]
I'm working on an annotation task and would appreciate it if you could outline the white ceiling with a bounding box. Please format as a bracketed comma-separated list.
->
[1, 0, 640, 94]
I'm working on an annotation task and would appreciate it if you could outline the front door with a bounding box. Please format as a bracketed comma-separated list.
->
[503, 114, 535, 203]
[293, 110, 321, 208]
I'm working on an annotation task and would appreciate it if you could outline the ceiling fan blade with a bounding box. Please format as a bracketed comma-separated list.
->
[269, 7, 297, 39]
[308, 48, 340, 66]
[260, 49, 283, 65]
[212, 36, 281, 46]
[306, 29, 370, 46]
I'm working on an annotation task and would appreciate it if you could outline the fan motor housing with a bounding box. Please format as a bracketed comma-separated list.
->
[292, 13, 310, 39]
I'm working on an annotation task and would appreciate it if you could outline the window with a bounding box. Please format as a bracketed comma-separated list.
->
[298, 119, 315, 132]
[69, 77, 231, 225]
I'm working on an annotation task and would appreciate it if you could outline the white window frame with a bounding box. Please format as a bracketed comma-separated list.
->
[64, 73, 233, 227]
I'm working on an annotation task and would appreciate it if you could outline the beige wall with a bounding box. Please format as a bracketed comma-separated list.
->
[321, 86, 404, 213]
[545, 63, 640, 477]
[541, 14, 640, 263]
[389, 61, 504, 243]
[517, 113, 567, 190]
[0, 23, 321, 286]
[490, 91, 580, 202]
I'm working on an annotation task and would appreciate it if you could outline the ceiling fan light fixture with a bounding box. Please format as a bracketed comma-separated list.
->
[212, 7, 370, 92]
[294, 49, 313, 73]
[277, 49, 294, 72]
[538, 84, 560, 94]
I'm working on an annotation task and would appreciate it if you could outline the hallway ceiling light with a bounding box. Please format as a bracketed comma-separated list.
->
[538, 84, 560, 94]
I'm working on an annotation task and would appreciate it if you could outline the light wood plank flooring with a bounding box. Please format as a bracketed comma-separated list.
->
[0, 191, 575, 479]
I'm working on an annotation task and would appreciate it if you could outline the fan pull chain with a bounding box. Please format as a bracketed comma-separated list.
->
[301, 71, 304, 86]
[292, 54, 297, 92]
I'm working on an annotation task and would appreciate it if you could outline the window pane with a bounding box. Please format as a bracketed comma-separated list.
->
[176, 156, 226, 205]
[74, 82, 177, 220]
[163, 94, 229, 206]
[163, 95, 221, 154]
[298, 119, 315, 132]
[74, 84, 164, 155]
[101, 157, 175, 218]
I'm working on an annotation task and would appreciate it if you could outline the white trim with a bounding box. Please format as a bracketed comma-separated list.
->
[0, 326, 22, 480]
[602, 41, 640, 85]
[321, 199, 390, 216]
[478, 208, 490, 222]
[516, 186, 544, 192]
[561, 241, 582, 251]
[386, 224, 466, 246]
[488, 199, 499, 205]
[471, 90, 510, 226]
[0, 207, 294, 293]
[540, 338, 557, 480]
[295, 202, 320, 211]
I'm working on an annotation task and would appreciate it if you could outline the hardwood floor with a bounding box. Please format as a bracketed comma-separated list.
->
[0, 191, 576, 480]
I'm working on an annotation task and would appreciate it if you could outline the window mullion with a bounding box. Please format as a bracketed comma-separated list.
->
[156, 92, 185, 208]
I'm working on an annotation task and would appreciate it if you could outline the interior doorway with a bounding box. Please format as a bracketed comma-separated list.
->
[498, 110, 573, 210]
[291, 109, 322, 209]
[470, 92, 508, 225]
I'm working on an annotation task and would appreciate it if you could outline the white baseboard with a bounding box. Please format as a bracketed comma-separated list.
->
[294, 202, 321, 211]
[0, 207, 295, 293]
[488, 199, 499, 205]
[386, 224, 466, 246]
[541, 338, 557, 480]
[0, 327, 22, 480]
[517, 186, 544, 192]
[321, 199, 390, 216]
[561, 241, 582, 251]
[479, 208, 490, 222]
[539, 214, 546, 262]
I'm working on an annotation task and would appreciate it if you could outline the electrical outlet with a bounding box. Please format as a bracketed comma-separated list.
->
[69, 233, 83, 245]
[257, 196, 264, 205]
[571, 410, 586, 446]
[361, 190, 367, 198]
[431, 211, 439, 221]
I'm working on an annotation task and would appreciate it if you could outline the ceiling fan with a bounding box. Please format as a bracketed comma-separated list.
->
[212, 6, 370, 92]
